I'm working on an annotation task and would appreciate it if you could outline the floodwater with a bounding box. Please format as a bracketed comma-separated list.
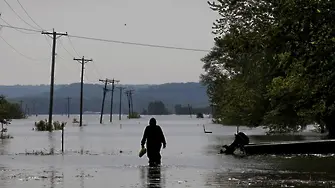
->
[1, 115, 335, 188]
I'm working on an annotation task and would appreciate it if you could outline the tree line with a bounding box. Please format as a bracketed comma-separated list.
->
[201, 0, 335, 137]
[0, 95, 25, 123]
[142, 101, 211, 115]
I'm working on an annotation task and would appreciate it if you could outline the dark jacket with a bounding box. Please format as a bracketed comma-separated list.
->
[141, 125, 166, 149]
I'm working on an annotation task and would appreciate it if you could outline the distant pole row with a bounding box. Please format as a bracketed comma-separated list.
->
[99, 78, 113, 124]
[125, 89, 134, 116]
[116, 86, 126, 121]
[17, 100, 37, 117]
[109, 79, 120, 123]
[35, 28, 133, 126]
[99, 78, 128, 124]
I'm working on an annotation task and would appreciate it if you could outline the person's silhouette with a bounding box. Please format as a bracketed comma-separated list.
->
[141, 118, 166, 166]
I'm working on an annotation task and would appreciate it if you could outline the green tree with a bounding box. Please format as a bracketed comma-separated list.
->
[0, 95, 25, 133]
[202, 0, 335, 136]
[0, 96, 25, 120]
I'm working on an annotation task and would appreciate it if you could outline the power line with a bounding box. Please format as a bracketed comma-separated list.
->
[0, 14, 35, 34]
[16, 0, 43, 30]
[68, 34, 210, 52]
[43, 34, 52, 47]
[59, 38, 76, 58]
[67, 36, 80, 57]
[10, 0, 83, 61]
[0, 24, 210, 52]
[0, 24, 41, 32]
[0, 34, 47, 62]
[0, 23, 80, 61]
[3, 0, 40, 30]
[91, 60, 103, 78]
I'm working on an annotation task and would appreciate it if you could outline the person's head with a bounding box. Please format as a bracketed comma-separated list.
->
[149, 118, 157, 126]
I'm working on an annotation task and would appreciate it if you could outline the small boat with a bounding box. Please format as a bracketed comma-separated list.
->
[221, 132, 335, 155]
[243, 139, 335, 155]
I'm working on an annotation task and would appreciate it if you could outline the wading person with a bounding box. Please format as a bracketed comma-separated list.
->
[141, 118, 166, 166]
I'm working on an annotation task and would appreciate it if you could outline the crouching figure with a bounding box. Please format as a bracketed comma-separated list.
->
[220, 132, 249, 154]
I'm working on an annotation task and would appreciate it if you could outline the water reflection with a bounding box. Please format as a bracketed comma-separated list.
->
[47, 132, 55, 154]
[0, 138, 10, 155]
[79, 126, 84, 155]
[0, 165, 9, 188]
[80, 170, 84, 188]
[140, 166, 164, 188]
[49, 166, 55, 188]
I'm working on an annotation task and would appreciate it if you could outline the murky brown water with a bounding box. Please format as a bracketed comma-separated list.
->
[1, 115, 335, 188]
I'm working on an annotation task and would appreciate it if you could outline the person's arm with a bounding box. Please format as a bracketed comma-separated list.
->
[159, 126, 166, 148]
[141, 127, 148, 148]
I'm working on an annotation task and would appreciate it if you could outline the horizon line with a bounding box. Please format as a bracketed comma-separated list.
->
[0, 81, 202, 87]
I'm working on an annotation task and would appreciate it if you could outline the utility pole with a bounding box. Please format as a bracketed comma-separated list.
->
[125, 89, 134, 117]
[74, 57, 92, 127]
[116, 87, 125, 120]
[25, 104, 29, 116]
[99, 78, 112, 124]
[129, 90, 134, 114]
[66, 97, 71, 118]
[125, 90, 131, 117]
[42, 29, 68, 126]
[19, 100, 23, 112]
[32, 100, 37, 116]
[109, 79, 120, 123]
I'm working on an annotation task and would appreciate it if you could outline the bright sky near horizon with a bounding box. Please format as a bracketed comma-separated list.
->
[0, 0, 217, 85]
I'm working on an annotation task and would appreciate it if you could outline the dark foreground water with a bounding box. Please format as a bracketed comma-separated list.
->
[1, 115, 335, 188]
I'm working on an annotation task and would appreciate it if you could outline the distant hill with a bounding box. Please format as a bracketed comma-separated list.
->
[0, 82, 209, 114]
[0, 85, 63, 98]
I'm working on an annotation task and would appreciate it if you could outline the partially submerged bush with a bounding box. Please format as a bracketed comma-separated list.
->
[0, 134, 13, 139]
[1, 118, 12, 139]
[34, 119, 66, 131]
[53, 121, 65, 130]
[128, 112, 141, 119]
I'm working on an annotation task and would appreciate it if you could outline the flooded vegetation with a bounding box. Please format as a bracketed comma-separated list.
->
[0, 115, 334, 188]
[34, 120, 66, 132]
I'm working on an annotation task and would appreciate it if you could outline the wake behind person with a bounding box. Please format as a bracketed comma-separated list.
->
[141, 118, 167, 166]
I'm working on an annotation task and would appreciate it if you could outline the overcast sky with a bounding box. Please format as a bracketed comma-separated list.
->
[0, 0, 217, 85]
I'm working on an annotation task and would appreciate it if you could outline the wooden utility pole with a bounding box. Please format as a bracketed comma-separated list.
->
[25, 104, 29, 116]
[99, 78, 112, 124]
[74, 57, 92, 127]
[116, 87, 125, 120]
[32, 100, 37, 116]
[129, 90, 134, 114]
[125, 89, 134, 117]
[109, 79, 120, 123]
[125, 91, 131, 116]
[42, 29, 68, 126]
[66, 97, 71, 118]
